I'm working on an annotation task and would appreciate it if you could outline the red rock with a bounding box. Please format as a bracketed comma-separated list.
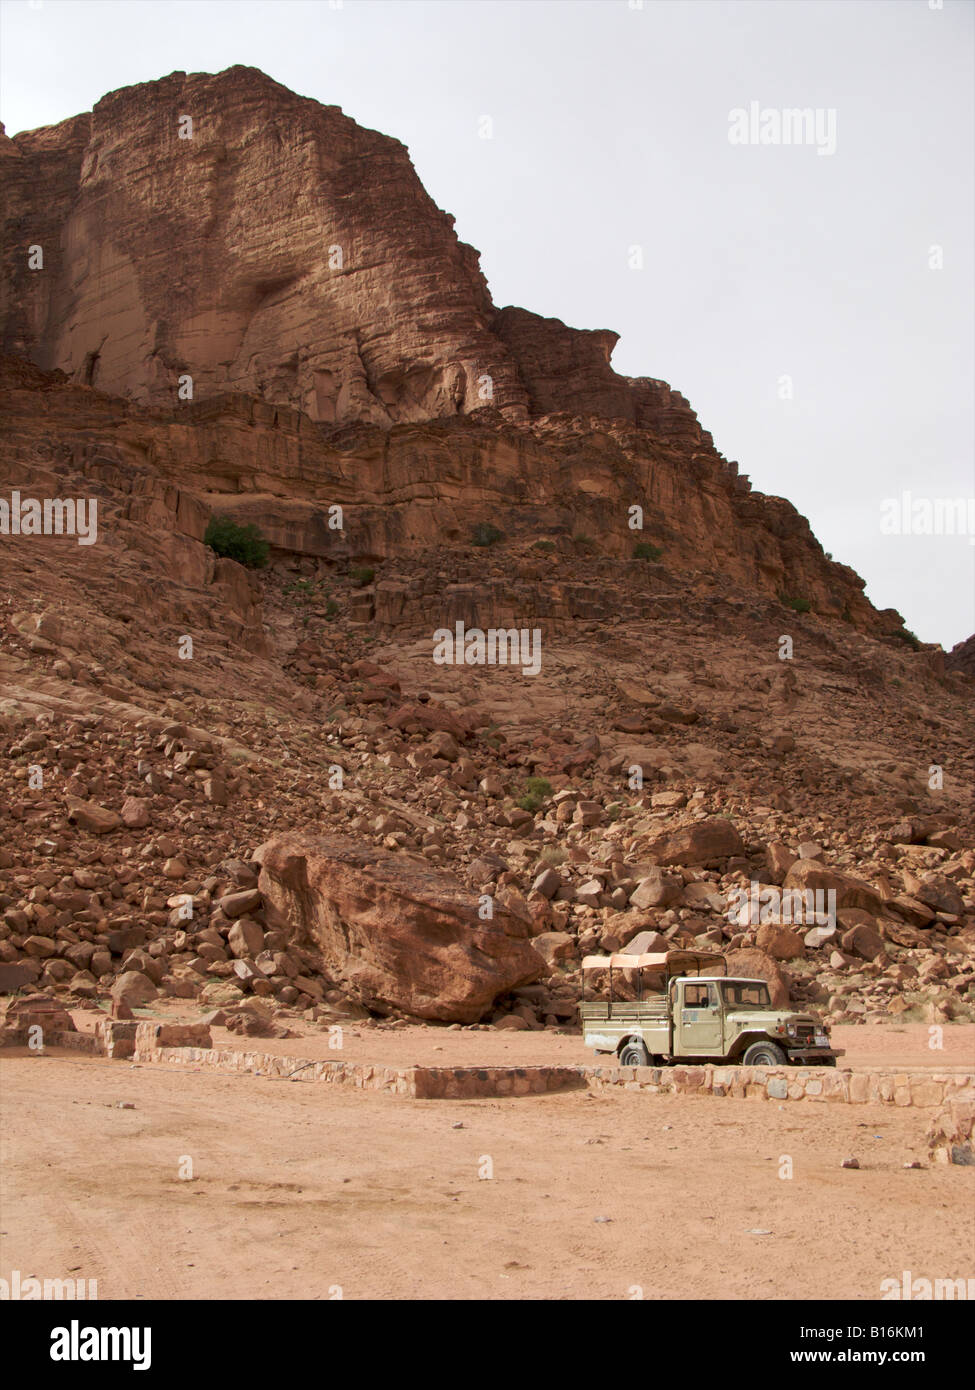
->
[644, 817, 745, 866]
[121, 797, 152, 829]
[65, 797, 121, 834]
[783, 860, 883, 915]
[723, 948, 790, 1008]
[255, 832, 543, 1022]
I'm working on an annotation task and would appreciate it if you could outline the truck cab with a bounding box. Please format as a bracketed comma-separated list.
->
[580, 948, 842, 1068]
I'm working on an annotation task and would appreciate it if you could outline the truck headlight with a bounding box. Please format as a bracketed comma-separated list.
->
[786, 1022, 797, 1037]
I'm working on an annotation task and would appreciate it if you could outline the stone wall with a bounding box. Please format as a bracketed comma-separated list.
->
[2, 1024, 972, 1115]
[586, 1062, 975, 1109]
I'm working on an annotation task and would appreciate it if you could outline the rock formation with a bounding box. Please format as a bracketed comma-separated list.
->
[2, 65, 716, 438]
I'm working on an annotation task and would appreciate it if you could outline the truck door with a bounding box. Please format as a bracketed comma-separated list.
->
[677, 980, 723, 1054]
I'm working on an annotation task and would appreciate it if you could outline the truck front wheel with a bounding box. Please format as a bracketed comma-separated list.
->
[619, 1039, 651, 1067]
[742, 1040, 787, 1066]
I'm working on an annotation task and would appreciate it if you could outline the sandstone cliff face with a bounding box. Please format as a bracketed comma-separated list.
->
[0, 66, 909, 634]
[0, 354, 875, 628]
[2, 65, 703, 434]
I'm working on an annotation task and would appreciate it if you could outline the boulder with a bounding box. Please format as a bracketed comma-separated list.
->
[531, 867, 563, 900]
[532, 932, 576, 968]
[643, 816, 744, 866]
[65, 797, 121, 834]
[840, 922, 885, 962]
[228, 917, 265, 958]
[0, 962, 40, 993]
[217, 888, 264, 920]
[723, 948, 790, 1008]
[255, 832, 544, 1022]
[765, 840, 797, 882]
[110, 971, 158, 1006]
[755, 923, 806, 961]
[782, 860, 883, 915]
[629, 869, 683, 910]
[120, 797, 153, 829]
[915, 874, 965, 917]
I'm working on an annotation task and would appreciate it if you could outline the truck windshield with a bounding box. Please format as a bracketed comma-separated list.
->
[721, 981, 772, 1009]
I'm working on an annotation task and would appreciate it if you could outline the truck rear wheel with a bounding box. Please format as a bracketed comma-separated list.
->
[619, 1039, 651, 1067]
[742, 1040, 787, 1066]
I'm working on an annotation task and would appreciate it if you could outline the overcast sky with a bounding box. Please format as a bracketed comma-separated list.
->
[2, 0, 972, 648]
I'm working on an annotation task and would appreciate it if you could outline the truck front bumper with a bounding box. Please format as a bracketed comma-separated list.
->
[786, 1047, 845, 1063]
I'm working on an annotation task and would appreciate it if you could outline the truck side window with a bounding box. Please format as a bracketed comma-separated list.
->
[684, 984, 710, 1008]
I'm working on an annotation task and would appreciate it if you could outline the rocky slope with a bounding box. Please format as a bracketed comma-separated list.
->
[1, 70, 973, 1037]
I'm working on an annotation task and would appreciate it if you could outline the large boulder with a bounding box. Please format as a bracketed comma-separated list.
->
[723, 948, 790, 1008]
[643, 816, 744, 866]
[629, 869, 683, 909]
[111, 971, 158, 1006]
[782, 860, 883, 915]
[755, 922, 806, 961]
[255, 833, 545, 1022]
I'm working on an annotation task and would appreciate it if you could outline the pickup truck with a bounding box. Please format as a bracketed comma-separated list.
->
[580, 948, 842, 1067]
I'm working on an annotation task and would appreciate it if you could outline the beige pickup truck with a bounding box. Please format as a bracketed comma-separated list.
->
[580, 948, 842, 1067]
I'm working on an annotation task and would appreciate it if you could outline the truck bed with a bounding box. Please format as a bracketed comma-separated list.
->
[580, 998, 669, 1024]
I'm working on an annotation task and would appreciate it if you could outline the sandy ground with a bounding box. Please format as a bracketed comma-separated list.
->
[1, 1024, 972, 1300]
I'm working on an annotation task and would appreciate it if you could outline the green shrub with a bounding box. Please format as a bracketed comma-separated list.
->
[533, 540, 556, 552]
[516, 775, 553, 814]
[204, 516, 270, 569]
[283, 578, 316, 601]
[779, 594, 812, 613]
[896, 628, 921, 650]
[633, 541, 663, 561]
[350, 566, 375, 588]
[324, 598, 339, 620]
[472, 523, 504, 548]
[573, 533, 595, 551]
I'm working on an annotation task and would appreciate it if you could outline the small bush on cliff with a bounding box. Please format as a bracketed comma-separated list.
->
[533, 540, 556, 553]
[895, 628, 922, 650]
[350, 566, 375, 588]
[284, 578, 317, 601]
[472, 523, 504, 547]
[779, 593, 812, 614]
[516, 775, 553, 813]
[633, 541, 663, 561]
[205, 516, 269, 569]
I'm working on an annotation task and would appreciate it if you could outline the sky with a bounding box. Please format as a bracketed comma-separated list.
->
[1, 0, 973, 649]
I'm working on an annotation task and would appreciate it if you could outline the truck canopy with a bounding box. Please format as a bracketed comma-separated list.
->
[580, 949, 726, 977]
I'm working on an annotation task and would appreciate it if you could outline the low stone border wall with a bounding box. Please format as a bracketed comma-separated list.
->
[586, 1063, 975, 1109]
[413, 1065, 586, 1099]
[2, 1024, 972, 1109]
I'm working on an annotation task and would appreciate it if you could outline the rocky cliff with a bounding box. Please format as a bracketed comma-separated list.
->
[2, 64, 709, 438]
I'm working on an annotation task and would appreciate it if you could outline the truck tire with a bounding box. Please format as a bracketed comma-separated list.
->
[619, 1039, 651, 1067]
[742, 1040, 787, 1066]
